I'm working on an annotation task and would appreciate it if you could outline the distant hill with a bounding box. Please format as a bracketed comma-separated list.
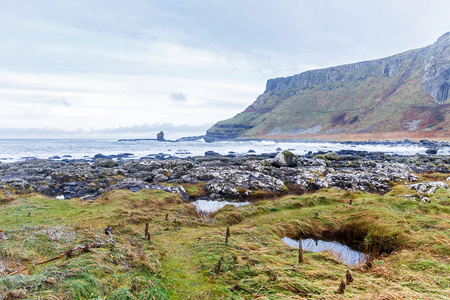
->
[206, 32, 450, 141]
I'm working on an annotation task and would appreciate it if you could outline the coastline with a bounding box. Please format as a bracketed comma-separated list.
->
[235, 131, 450, 142]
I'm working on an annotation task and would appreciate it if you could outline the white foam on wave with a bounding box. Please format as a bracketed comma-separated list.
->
[0, 139, 443, 163]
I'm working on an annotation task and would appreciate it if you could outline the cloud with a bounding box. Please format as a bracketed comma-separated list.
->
[1, 0, 450, 140]
[169, 93, 187, 102]
[0, 123, 213, 139]
[47, 98, 71, 106]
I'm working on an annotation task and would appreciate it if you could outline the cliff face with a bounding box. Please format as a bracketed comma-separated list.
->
[206, 32, 450, 140]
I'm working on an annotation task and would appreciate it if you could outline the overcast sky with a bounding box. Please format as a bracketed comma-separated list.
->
[1, 0, 449, 139]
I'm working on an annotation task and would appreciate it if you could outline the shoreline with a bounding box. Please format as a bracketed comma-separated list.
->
[1, 149, 449, 201]
[236, 131, 450, 142]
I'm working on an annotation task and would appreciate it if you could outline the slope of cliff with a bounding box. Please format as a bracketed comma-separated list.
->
[206, 32, 450, 140]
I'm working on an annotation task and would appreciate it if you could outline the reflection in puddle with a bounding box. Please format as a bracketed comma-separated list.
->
[282, 237, 368, 265]
[191, 199, 251, 216]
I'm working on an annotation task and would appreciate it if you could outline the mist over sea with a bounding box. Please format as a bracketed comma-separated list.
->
[0, 139, 443, 163]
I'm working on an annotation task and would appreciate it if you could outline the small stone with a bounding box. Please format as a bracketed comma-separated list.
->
[421, 197, 430, 203]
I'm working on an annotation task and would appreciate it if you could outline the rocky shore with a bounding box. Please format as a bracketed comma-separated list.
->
[1, 149, 449, 202]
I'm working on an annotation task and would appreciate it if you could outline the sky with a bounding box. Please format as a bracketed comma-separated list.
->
[1, 0, 450, 139]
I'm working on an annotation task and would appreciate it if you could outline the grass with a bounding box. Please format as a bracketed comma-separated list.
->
[1, 177, 449, 299]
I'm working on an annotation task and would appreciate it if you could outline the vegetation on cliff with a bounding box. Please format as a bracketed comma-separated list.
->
[206, 32, 450, 140]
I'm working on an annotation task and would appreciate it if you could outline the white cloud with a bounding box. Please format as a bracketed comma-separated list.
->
[0, 123, 212, 140]
[47, 99, 72, 107]
[169, 93, 187, 102]
[0, 0, 450, 138]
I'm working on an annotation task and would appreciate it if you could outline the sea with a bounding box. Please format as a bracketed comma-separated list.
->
[0, 139, 446, 164]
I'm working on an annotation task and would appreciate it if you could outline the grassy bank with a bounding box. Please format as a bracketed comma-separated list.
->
[1, 178, 449, 299]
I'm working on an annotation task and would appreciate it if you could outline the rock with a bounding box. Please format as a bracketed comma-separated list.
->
[147, 184, 189, 201]
[109, 153, 134, 159]
[153, 174, 168, 183]
[157, 131, 165, 141]
[205, 151, 222, 156]
[271, 150, 298, 167]
[7, 179, 31, 191]
[209, 193, 222, 200]
[93, 153, 110, 160]
[324, 151, 339, 160]
[425, 148, 438, 155]
[1, 150, 448, 203]
[94, 158, 119, 168]
[421, 197, 431, 203]
[408, 181, 448, 193]
[261, 152, 277, 158]
[311, 178, 329, 190]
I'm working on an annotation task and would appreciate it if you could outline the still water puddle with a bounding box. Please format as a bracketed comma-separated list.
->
[191, 199, 251, 216]
[282, 237, 368, 265]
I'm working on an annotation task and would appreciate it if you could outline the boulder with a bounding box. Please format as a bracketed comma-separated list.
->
[425, 148, 438, 155]
[93, 153, 110, 160]
[153, 174, 169, 183]
[408, 181, 448, 194]
[205, 151, 222, 156]
[271, 150, 298, 167]
[324, 151, 339, 160]
[94, 158, 119, 168]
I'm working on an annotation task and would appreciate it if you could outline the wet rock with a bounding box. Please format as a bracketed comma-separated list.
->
[117, 153, 134, 158]
[93, 153, 110, 160]
[425, 148, 438, 155]
[261, 152, 277, 158]
[205, 151, 222, 156]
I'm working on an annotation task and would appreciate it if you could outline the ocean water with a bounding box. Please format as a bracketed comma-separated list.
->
[0, 139, 441, 163]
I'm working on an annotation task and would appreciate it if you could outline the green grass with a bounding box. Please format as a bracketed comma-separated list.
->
[1, 178, 449, 299]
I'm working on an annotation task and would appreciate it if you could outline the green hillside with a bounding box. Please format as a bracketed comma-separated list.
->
[206, 33, 450, 140]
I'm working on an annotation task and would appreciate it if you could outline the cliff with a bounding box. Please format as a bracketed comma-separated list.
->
[206, 32, 450, 140]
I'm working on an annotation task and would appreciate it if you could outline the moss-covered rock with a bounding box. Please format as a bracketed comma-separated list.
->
[324, 151, 339, 161]
[271, 150, 298, 167]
